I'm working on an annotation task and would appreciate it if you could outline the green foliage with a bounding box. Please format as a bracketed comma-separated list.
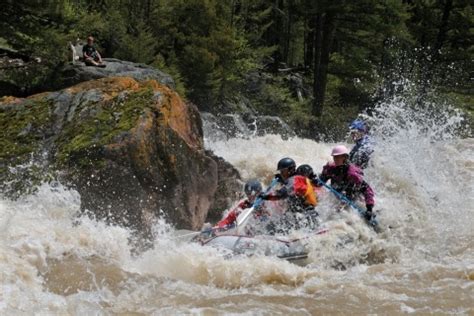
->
[114, 22, 156, 64]
[0, 0, 472, 136]
[151, 55, 187, 98]
[149, 0, 256, 107]
[286, 102, 359, 141]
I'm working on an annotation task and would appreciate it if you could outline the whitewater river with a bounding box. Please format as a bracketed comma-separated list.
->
[1, 99, 473, 314]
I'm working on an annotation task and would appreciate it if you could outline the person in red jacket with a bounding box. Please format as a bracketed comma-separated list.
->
[216, 180, 263, 229]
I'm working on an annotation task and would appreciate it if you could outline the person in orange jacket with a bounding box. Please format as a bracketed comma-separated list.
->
[257, 158, 320, 233]
[216, 180, 263, 229]
[295, 164, 321, 206]
[260, 158, 317, 213]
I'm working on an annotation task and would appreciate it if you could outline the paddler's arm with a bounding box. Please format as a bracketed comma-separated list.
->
[259, 186, 288, 201]
[347, 170, 375, 220]
[216, 209, 238, 228]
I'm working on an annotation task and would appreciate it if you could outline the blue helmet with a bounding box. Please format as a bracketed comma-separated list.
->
[349, 119, 367, 133]
[244, 179, 262, 196]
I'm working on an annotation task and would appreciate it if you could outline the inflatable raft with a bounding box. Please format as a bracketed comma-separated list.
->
[194, 228, 328, 263]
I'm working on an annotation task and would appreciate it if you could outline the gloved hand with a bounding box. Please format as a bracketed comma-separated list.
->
[275, 186, 288, 198]
[312, 175, 324, 187]
[200, 223, 213, 236]
[258, 193, 269, 200]
[365, 204, 374, 222]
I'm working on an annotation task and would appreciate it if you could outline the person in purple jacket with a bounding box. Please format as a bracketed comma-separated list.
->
[318, 145, 375, 221]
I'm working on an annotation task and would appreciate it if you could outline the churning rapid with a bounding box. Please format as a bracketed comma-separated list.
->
[1, 95, 473, 314]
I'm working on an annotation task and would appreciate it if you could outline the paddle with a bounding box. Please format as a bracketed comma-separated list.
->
[171, 230, 210, 240]
[173, 178, 279, 240]
[235, 178, 279, 234]
[315, 178, 379, 228]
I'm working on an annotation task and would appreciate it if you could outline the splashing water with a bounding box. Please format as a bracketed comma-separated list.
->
[1, 94, 473, 314]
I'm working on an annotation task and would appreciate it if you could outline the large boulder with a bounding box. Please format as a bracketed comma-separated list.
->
[205, 151, 242, 223]
[51, 58, 175, 91]
[0, 77, 220, 232]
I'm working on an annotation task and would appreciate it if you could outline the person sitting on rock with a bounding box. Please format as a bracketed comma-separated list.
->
[83, 36, 106, 67]
[216, 179, 264, 229]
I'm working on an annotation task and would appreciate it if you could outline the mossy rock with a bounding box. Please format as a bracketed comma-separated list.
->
[0, 77, 220, 232]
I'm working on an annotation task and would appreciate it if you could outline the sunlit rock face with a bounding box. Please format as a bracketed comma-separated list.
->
[0, 77, 241, 232]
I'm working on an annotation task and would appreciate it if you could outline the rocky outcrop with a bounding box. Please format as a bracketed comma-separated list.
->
[1, 77, 222, 232]
[51, 58, 175, 92]
[205, 151, 242, 223]
[0, 49, 44, 97]
[201, 112, 295, 142]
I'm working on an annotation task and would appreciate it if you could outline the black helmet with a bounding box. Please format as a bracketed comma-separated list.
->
[277, 157, 296, 171]
[244, 179, 262, 196]
[296, 164, 314, 177]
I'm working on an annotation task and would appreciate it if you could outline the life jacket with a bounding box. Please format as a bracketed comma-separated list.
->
[266, 174, 317, 212]
[319, 162, 375, 206]
[349, 135, 374, 169]
[305, 177, 318, 206]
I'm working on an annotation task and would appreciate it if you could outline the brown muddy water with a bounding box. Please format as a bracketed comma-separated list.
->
[1, 101, 473, 315]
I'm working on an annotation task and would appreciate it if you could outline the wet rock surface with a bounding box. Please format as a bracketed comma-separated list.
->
[0, 77, 232, 232]
[205, 151, 242, 223]
[51, 58, 175, 91]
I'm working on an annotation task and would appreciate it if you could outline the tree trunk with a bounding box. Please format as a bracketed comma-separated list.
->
[433, 0, 453, 55]
[269, 0, 283, 72]
[419, 0, 453, 101]
[284, 8, 292, 65]
[304, 16, 315, 69]
[312, 12, 336, 117]
[146, 0, 152, 21]
[313, 13, 323, 80]
[230, 0, 235, 27]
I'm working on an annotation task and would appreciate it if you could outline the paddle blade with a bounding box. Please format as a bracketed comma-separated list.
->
[235, 206, 255, 234]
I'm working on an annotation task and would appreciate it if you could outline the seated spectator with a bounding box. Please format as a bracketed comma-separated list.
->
[83, 36, 105, 67]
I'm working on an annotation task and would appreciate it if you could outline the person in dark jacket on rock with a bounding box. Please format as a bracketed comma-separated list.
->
[348, 119, 374, 169]
[83, 36, 105, 67]
[319, 145, 376, 222]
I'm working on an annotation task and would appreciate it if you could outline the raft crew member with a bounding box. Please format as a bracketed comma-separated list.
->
[348, 119, 374, 169]
[83, 36, 106, 67]
[319, 145, 375, 222]
[216, 179, 263, 229]
[261, 158, 317, 212]
[295, 164, 320, 206]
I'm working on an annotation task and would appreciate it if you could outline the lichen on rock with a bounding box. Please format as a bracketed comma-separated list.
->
[1, 77, 222, 233]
